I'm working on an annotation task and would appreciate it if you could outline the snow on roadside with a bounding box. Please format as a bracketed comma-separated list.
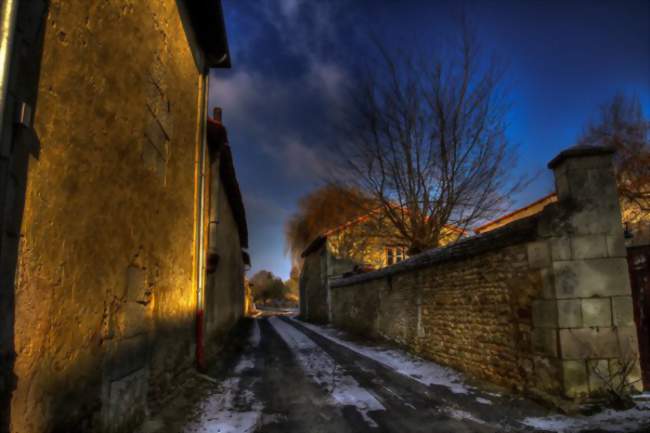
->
[294, 319, 472, 395]
[250, 319, 261, 347]
[268, 317, 385, 427]
[445, 408, 486, 424]
[183, 351, 262, 432]
[520, 401, 650, 433]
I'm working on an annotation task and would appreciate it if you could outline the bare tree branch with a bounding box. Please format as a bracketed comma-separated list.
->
[334, 22, 524, 254]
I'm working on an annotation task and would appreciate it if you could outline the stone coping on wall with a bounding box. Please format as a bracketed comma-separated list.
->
[331, 213, 540, 288]
[547, 144, 615, 169]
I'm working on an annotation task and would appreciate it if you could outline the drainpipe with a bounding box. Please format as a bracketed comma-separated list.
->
[0, 0, 19, 151]
[195, 71, 209, 371]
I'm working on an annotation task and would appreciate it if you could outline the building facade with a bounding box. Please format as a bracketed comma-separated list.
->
[0, 2, 248, 432]
[299, 213, 462, 323]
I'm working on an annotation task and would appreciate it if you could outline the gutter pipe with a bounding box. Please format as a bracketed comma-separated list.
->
[0, 0, 19, 153]
[195, 71, 209, 371]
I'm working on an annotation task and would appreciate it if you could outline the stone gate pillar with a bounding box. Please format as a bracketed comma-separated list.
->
[533, 145, 642, 399]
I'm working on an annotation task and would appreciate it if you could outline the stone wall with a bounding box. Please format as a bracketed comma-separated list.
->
[330, 146, 642, 402]
[331, 219, 543, 392]
[300, 244, 329, 323]
[7, 2, 244, 432]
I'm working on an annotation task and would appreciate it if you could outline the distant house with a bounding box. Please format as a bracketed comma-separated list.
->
[475, 191, 649, 246]
[474, 194, 558, 235]
[299, 211, 463, 323]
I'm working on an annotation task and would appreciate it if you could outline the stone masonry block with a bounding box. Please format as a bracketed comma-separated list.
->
[571, 235, 608, 260]
[609, 358, 643, 393]
[606, 234, 626, 258]
[568, 205, 622, 237]
[540, 268, 556, 299]
[532, 328, 558, 357]
[587, 359, 609, 393]
[550, 237, 572, 261]
[553, 258, 631, 299]
[568, 167, 618, 206]
[612, 297, 635, 327]
[617, 326, 640, 357]
[558, 299, 582, 328]
[564, 155, 612, 171]
[527, 241, 551, 268]
[562, 360, 589, 398]
[581, 298, 612, 328]
[532, 300, 558, 328]
[533, 356, 563, 393]
[554, 170, 571, 201]
[559, 328, 619, 360]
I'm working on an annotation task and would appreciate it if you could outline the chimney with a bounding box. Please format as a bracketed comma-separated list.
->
[213, 106, 222, 123]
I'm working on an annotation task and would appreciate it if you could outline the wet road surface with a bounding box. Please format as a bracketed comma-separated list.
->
[139, 317, 650, 433]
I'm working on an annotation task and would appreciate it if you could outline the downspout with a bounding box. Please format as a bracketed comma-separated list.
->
[195, 71, 209, 371]
[0, 0, 19, 149]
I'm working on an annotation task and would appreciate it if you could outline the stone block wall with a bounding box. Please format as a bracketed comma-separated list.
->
[330, 146, 642, 401]
[530, 148, 642, 398]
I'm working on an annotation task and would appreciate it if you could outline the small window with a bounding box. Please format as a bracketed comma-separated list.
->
[385, 247, 406, 266]
[386, 247, 395, 266]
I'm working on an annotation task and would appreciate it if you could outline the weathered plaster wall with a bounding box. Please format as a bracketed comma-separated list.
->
[204, 160, 245, 352]
[0, 3, 50, 431]
[329, 147, 642, 403]
[8, 1, 224, 432]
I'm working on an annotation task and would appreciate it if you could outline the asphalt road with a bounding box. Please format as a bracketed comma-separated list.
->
[140, 317, 650, 433]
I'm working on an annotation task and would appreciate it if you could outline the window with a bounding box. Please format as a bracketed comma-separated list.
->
[385, 247, 406, 266]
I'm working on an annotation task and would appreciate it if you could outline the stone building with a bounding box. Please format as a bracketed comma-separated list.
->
[0, 1, 249, 432]
[299, 211, 463, 322]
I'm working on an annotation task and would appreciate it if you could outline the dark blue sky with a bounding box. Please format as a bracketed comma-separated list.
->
[210, 0, 650, 280]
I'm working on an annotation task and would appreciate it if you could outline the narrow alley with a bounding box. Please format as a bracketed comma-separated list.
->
[140, 315, 650, 433]
[1, 2, 649, 433]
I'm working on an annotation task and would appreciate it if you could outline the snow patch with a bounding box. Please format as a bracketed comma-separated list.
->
[295, 319, 472, 395]
[475, 397, 492, 405]
[268, 317, 385, 427]
[183, 354, 263, 433]
[445, 408, 486, 424]
[521, 401, 650, 433]
[249, 320, 261, 348]
[234, 358, 255, 374]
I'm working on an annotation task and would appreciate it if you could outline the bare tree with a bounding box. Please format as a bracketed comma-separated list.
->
[579, 94, 650, 217]
[336, 22, 523, 254]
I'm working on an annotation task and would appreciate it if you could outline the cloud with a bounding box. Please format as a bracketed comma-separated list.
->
[244, 193, 290, 223]
[275, 138, 333, 181]
[211, 0, 362, 277]
[278, 0, 302, 19]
